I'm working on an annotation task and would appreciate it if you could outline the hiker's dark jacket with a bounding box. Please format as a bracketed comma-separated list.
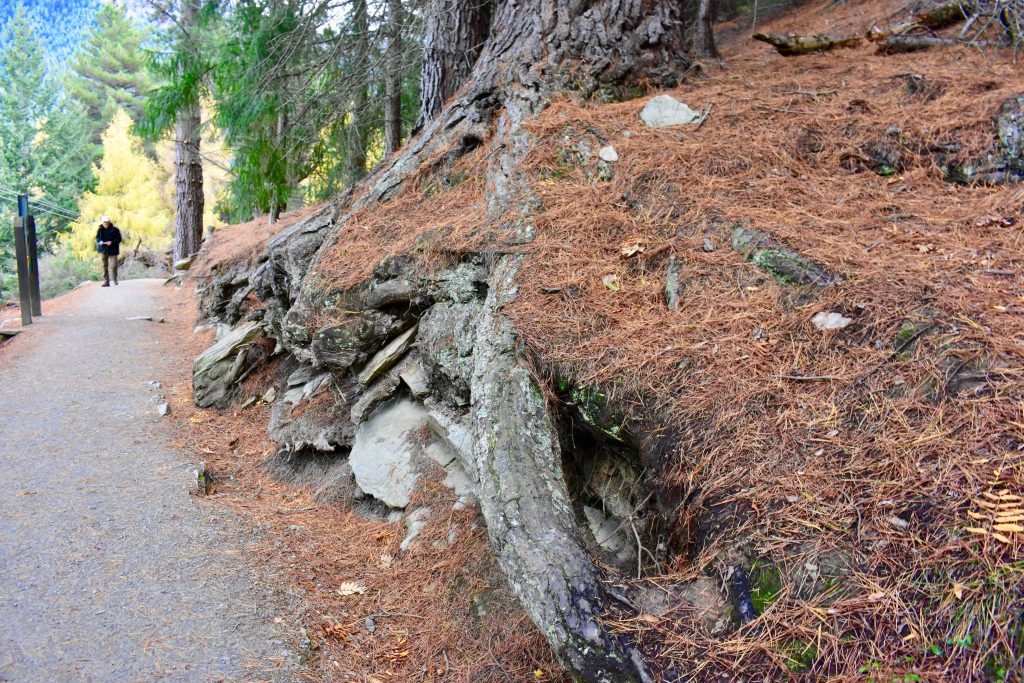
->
[96, 224, 122, 256]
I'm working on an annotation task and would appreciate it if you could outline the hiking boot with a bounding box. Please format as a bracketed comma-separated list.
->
[101, 282, 110, 287]
[114, 280, 119, 285]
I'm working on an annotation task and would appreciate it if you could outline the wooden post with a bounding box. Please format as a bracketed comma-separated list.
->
[26, 215, 41, 316]
[12, 216, 31, 326]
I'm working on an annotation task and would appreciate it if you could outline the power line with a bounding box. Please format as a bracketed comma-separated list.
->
[0, 188, 80, 222]
[0, 185, 81, 221]
[30, 203, 80, 222]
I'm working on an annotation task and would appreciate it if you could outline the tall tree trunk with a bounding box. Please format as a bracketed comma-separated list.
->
[695, 0, 719, 59]
[415, 0, 493, 129]
[384, 0, 403, 156]
[173, 0, 204, 262]
[347, 0, 370, 183]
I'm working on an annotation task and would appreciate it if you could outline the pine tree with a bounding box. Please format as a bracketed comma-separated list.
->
[33, 96, 97, 245]
[66, 3, 153, 146]
[64, 109, 171, 259]
[0, 0, 99, 67]
[0, 5, 57, 194]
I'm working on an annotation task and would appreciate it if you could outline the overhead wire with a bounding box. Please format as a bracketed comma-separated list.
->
[0, 184, 81, 221]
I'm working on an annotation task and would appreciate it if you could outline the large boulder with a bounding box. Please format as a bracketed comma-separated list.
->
[192, 322, 262, 407]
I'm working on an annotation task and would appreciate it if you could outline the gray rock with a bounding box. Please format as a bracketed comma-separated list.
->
[262, 386, 277, 403]
[399, 361, 430, 398]
[702, 236, 715, 252]
[157, 403, 169, 416]
[364, 278, 429, 309]
[640, 95, 702, 128]
[287, 365, 314, 387]
[351, 372, 401, 424]
[0, 328, 21, 338]
[400, 507, 432, 553]
[583, 506, 636, 565]
[996, 94, 1024, 172]
[241, 396, 257, 409]
[425, 404, 476, 476]
[731, 225, 838, 287]
[173, 256, 194, 272]
[349, 397, 430, 508]
[192, 322, 262, 408]
[357, 325, 417, 386]
[598, 145, 619, 163]
[282, 386, 306, 405]
[664, 255, 682, 311]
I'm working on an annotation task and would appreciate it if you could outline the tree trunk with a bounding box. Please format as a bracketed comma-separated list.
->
[415, 0, 493, 129]
[347, 0, 370, 183]
[173, 0, 204, 262]
[286, 1, 690, 679]
[384, 0, 403, 156]
[695, 0, 718, 58]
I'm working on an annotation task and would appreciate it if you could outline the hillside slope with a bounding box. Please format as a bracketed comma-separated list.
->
[179, 1, 1023, 680]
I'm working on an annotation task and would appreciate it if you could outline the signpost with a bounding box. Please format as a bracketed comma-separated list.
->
[10, 193, 41, 325]
[12, 215, 32, 326]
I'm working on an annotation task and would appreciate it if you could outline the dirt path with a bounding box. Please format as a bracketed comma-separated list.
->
[0, 280, 298, 682]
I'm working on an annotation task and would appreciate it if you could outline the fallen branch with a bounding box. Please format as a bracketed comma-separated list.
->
[867, 0, 969, 40]
[753, 32, 862, 56]
[877, 34, 962, 53]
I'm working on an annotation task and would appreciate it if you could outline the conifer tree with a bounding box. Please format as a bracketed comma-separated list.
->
[66, 3, 153, 146]
[0, 5, 56, 194]
[65, 109, 171, 259]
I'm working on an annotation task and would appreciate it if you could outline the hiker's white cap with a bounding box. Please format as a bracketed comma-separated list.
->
[100, 215, 110, 222]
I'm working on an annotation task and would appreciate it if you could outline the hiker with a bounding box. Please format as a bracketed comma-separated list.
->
[95, 216, 122, 287]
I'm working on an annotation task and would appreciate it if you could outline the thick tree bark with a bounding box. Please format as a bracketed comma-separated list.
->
[280, 1, 691, 679]
[415, 0, 493, 129]
[695, 0, 719, 59]
[347, 0, 370, 183]
[384, 0, 403, 156]
[173, 0, 204, 262]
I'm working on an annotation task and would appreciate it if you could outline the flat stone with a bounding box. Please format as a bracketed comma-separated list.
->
[302, 372, 332, 401]
[399, 362, 430, 398]
[262, 386, 277, 403]
[192, 322, 261, 408]
[157, 403, 169, 416]
[640, 95, 702, 128]
[0, 328, 21, 337]
[287, 365, 314, 387]
[812, 311, 853, 330]
[357, 325, 417, 386]
[351, 373, 401, 424]
[349, 397, 429, 508]
[400, 507, 432, 553]
[126, 316, 153, 321]
[282, 386, 305, 405]
[424, 441, 474, 498]
[173, 255, 194, 271]
[598, 145, 619, 163]
[425, 405, 474, 473]
[583, 505, 635, 564]
[241, 396, 257, 409]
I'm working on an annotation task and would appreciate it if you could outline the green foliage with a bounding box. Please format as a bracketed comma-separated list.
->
[0, 6, 95, 247]
[750, 561, 783, 613]
[0, 0, 99, 67]
[66, 3, 153, 147]
[38, 247, 99, 299]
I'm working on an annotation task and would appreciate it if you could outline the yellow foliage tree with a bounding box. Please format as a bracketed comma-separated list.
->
[65, 109, 171, 258]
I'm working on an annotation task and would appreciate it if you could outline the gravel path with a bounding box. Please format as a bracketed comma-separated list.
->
[0, 280, 297, 682]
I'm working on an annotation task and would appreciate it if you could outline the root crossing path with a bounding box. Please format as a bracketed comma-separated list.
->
[0, 280, 296, 682]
